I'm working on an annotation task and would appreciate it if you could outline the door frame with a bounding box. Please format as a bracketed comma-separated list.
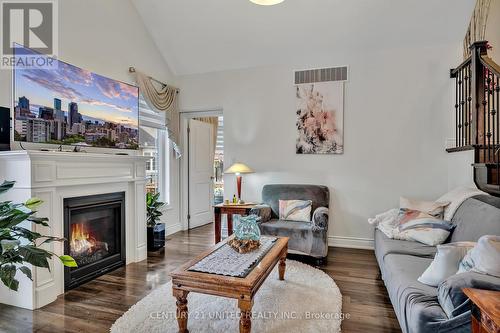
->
[179, 108, 223, 231]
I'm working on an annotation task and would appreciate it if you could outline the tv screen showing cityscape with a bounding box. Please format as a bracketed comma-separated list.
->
[13, 46, 139, 150]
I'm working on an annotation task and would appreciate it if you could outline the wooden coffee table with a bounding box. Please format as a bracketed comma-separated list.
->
[170, 236, 288, 333]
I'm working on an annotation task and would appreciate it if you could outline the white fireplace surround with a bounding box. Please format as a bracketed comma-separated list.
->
[0, 150, 148, 310]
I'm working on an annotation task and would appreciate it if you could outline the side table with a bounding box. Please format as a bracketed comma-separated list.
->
[213, 203, 256, 243]
[463, 288, 500, 333]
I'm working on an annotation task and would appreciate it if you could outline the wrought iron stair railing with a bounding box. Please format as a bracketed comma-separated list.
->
[448, 41, 500, 196]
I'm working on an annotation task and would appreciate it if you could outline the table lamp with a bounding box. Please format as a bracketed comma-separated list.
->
[224, 162, 254, 203]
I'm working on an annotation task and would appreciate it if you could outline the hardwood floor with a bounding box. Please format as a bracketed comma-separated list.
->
[0, 224, 401, 333]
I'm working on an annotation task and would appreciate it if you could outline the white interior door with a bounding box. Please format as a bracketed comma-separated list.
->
[188, 119, 214, 229]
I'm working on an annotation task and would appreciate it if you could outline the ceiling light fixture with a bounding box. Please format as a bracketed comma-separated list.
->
[249, 0, 285, 6]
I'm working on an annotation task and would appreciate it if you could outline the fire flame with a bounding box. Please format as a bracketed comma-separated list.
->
[70, 223, 96, 255]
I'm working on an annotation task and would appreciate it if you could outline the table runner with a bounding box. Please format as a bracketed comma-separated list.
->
[188, 237, 278, 277]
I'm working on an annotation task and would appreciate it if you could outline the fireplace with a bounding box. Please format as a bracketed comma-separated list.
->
[64, 192, 126, 290]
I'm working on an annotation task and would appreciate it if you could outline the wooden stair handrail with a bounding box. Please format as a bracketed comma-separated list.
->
[480, 55, 500, 78]
[450, 56, 472, 78]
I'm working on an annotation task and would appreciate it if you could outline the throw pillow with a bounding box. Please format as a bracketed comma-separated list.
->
[458, 235, 500, 277]
[396, 209, 455, 246]
[418, 242, 476, 287]
[400, 197, 450, 219]
[278, 200, 312, 222]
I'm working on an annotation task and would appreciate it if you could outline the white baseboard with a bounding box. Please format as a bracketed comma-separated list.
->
[328, 236, 374, 250]
[166, 222, 182, 236]
[164, 222, 375, 250]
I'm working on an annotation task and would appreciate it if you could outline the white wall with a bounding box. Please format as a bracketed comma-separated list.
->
[179, 43, 460, 248]
[447, 150, 475, 189]
[0, 0, 181, 235]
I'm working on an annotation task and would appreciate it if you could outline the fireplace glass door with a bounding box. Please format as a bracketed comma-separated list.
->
[69, 204, 120, 267]
[64, 192, 125, 290]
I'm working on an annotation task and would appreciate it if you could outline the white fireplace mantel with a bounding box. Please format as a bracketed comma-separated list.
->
[0, 150, 149, 309]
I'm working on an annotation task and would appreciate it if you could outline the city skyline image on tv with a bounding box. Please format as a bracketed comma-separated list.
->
[13, 46, 139, 150]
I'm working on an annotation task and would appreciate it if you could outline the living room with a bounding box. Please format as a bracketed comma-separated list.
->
[0, 0, 499, 332]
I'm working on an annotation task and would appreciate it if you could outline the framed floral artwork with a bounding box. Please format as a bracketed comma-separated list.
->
[295, 81, 344, 154]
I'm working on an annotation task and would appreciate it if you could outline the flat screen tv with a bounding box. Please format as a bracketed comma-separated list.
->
[13, 45, 139, 150]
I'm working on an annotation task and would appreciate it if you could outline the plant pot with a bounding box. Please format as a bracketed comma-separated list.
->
[147, 223, 165, 251]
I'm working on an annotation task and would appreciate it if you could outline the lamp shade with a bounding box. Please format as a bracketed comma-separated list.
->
[224, 162, 254, 175]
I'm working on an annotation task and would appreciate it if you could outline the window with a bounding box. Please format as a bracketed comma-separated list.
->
[139, 97, 170, 204]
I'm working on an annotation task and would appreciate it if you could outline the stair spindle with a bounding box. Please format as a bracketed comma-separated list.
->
[455, 73, 459, 147]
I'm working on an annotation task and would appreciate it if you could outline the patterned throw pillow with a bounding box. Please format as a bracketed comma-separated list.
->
[396, 209, 455, 246]
[279, 200, 312, 222]
[399, 197, 450, 219]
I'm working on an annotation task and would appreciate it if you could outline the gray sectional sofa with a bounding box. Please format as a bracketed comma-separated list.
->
[375, 195, 500, 333]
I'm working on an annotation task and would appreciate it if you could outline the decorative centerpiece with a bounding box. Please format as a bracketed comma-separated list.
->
[228, 215, 261, 253]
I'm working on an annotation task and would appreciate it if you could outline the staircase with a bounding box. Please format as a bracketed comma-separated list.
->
[472, 146, 500, 196]
[448, 41, 500, 196]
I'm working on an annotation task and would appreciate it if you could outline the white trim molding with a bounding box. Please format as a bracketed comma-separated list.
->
[0, 150, 149, 309]
[328, 235, 374, 250]
[166, 222, 182, 236]
[179, 108, 223, 231]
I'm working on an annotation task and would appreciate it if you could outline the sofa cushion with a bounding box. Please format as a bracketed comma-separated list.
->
[382, 254, 448, 333]
[262, 184, 329, 219]
[260, 220, 312, 248]
[259, 219, 327, 257]
[374, 230, 437, 267]
[450, 195, 500, 242]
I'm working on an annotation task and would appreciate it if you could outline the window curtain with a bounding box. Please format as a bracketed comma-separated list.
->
[194, 117, 219, 168]
[139, 96, 166, 129]
[463, 0, 492, 59]
[133, 69, 181, 158]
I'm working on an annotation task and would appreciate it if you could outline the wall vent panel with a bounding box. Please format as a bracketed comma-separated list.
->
[294, 66, 348, 84]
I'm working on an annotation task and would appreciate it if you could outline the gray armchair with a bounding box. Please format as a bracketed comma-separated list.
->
[250, 184, 330, 262]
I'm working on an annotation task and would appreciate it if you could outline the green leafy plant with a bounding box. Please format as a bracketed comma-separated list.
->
[146, 192, 165, 228]
[0, 181, 77, 291]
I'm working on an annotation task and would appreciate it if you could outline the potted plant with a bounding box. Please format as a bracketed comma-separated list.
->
[0, 180, 77, 291]
[146, 192, 166, 251]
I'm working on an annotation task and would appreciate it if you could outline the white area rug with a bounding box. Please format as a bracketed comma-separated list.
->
[110, 260, 342, 333]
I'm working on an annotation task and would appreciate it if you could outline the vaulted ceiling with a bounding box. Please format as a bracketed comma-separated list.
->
[132, 0, 475, 76]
